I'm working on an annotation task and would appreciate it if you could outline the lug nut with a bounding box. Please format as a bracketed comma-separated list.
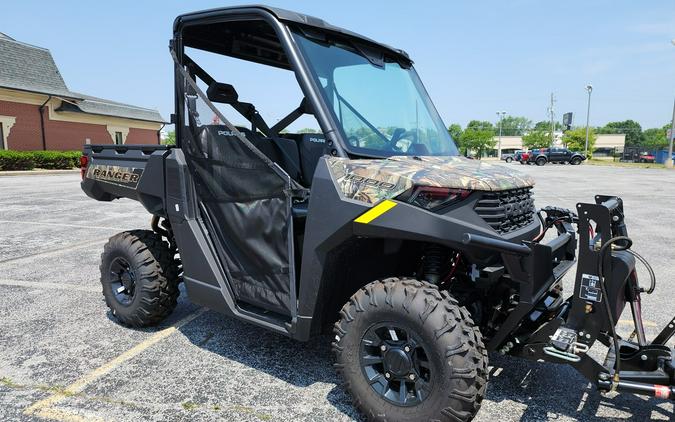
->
[404, 346, 411, 352]
[380, 345, 387, 352]
[385, 372, 391, 379]
[409, 374, 415, 380]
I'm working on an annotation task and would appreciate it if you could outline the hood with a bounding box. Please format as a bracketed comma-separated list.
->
[327, 155, 535, 204]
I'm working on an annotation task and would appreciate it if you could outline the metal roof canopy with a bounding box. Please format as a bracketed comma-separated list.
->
[173, 4, 411, 69]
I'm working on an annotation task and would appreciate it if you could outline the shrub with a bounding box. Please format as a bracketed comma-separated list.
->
[31, 151, 78, 169]
[0, 150, 35, 171]
[0, 150, 81, 171]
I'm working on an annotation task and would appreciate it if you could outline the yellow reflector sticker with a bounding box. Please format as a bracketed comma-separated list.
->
[354, 200, 397, 224]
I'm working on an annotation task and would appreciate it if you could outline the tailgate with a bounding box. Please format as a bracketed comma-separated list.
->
[81, 144, 172, 215]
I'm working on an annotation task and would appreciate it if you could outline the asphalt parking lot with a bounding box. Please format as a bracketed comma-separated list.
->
[0, 164, 673, 421]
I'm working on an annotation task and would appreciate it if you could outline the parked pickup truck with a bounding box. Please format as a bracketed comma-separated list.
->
[528, 147, 586, 166]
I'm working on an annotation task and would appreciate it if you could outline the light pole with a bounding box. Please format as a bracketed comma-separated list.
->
[496, 111, 506, 159]
[667, 39, 675, 168]
[584, 84, 593, 157]
[668, 97, 675, 169]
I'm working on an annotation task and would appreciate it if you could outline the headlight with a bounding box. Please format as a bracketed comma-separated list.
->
[398, 185, 471, 210]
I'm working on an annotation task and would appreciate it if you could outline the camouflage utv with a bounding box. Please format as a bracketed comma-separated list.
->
[80, 5, 675, 421]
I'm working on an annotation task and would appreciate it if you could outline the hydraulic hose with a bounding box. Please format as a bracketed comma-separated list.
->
[628, 249, 656, 294]
[596, 235, 633, 389]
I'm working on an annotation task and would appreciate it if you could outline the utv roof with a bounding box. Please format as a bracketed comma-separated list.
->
[173, 4, 411, 64]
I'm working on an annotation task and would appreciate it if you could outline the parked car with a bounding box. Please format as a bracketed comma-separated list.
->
[517, 150, 531, 164]
[524, 148, 547, 165]
[501, 150, 521, 163]
[639, 152, 655, 163]
[528, 147, 585, 166]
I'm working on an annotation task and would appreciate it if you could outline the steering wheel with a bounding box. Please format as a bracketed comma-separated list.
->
[347, 135, 361, 148]
[386, 129, 417, 153]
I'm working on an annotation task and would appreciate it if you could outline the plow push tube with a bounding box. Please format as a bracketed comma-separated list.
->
[597, 379, 675, 401]
[461, 232, 573, 257]
[461, 233, 532, 256]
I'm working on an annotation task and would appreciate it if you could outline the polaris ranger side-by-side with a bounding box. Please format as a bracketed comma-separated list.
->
[80, 6, 675, 421]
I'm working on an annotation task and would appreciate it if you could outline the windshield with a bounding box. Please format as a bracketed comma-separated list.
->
[292, 30, 459, 157]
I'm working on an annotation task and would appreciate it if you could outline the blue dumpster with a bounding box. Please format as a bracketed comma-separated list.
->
[655, 150, 669, 164]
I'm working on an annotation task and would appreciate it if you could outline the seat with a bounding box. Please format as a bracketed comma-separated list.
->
[199, 125, 302, 182]
[295, 133, 328, 186]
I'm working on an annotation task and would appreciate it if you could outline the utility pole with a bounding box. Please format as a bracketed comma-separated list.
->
[585, 84, 593, 157]
[496, 111, 506, 159]
[548, 93, 556, 146]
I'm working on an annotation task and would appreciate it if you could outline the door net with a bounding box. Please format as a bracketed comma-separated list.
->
[176, 57, 300, 316]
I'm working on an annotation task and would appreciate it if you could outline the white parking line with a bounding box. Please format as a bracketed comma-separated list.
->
[0, 220, 128, 231]
[0, 278, 100, 293]
[0, 238, 107, 265]
[23, 308, 207, 420]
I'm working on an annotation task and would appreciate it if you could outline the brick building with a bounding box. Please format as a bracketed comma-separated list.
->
[0, 33, 164, 151]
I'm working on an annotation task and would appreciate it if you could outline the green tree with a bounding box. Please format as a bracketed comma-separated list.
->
[597, 120, 643, 146]
[642, 124, 669, 150]
[297, 127, 320, 134]
[162, 131, 176, 145]
[447, 123, 463, 142]
[562, 127, 596, 157]
[466, 120, 494, 131]
[460, 120, 496, 158]
[498, 116, 532, 136]
[533, 120, 561, 132]
[521, 129, 550, 149]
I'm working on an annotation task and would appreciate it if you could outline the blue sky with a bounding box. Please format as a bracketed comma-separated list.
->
[3, 1, 674, 130]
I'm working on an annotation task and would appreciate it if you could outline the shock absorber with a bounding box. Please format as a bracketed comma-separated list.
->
[422, 243, 447, 284]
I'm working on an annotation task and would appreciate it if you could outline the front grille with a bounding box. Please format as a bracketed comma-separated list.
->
[474, 187, 535, 234]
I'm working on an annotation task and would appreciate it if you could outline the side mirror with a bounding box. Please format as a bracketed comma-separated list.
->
[207, 82, 239, 104]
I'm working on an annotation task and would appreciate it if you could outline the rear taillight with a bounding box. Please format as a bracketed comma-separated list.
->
[80, 155, 88, 180]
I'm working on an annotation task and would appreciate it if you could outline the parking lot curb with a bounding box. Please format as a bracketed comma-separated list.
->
[0, 169, 79, 177]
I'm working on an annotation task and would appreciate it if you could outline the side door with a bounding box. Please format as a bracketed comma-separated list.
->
[548, 147, 561, 162]
[175, 54, 299, 318]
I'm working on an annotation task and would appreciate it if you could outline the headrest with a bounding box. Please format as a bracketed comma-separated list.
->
[300, 133, 325, 145]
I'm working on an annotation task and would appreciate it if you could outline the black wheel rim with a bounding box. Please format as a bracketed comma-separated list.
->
[360, 323, 433, 407]
[108, 257, 136, 306]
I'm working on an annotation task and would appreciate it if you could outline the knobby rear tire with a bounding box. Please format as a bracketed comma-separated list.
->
[100, 230, 180, 327]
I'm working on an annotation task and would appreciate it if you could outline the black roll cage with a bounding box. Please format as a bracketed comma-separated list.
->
[171, 8, 343, 158]
[171, 6, 413, 161]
